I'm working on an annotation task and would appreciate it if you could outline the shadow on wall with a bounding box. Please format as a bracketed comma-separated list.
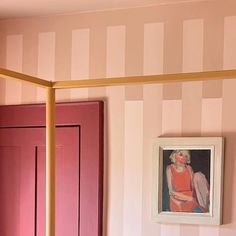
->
[221, 132, 235, 225]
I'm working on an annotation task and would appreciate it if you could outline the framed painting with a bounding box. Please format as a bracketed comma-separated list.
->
[152, 137, 224, 225]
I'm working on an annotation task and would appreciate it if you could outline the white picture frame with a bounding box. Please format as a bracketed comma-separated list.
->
[152, 137, 224, 225]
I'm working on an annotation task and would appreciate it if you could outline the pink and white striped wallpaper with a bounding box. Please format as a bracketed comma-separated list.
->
[1, 0, 236, 235]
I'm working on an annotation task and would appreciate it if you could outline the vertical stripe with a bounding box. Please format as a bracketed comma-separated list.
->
[199, 226, 220, 236]
[183, 19, 203, 72]
[123, 101, 143, 236]
[55, 27, 71, 100]
[162, 100, 182, 135]
[182, 81, 202, 135]
[6, 34, 23, 104]
[203, 15, 223, 100]
[163, 82, 182, 100]
[125, 21, 144, 100]
[106, 87, 125, 236]
[161, 99, 181, 236]
[164, 20, 183, 73]
[106, 25, 126, 236]
[144, 22, 164, 75]
[201, 98, 222, 135]
[181, 81, 202, 236]
[142, 84, 162, 236]
[89, 26, 106, 79]
[125, 22, 143, 76]
[88, 26, 106, 97]
[203, 15, 224, 71]
[181, 19, 202, 235]
[160, 224, 180, 236]
[202, 80, 222, 98]
[223, 16, 236, 69]
[22, 32, 38, 103]
[70, 29, 90, 100]
[37, 32, 55, 102]
[163, 20, 183, 101]
[106, 25, 126, 77]
[200, 98, 222, 235]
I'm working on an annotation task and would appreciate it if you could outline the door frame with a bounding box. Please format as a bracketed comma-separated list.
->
[0, 101, 104, 236]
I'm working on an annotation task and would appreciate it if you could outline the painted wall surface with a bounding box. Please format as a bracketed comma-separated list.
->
[0, 0, 236, 235]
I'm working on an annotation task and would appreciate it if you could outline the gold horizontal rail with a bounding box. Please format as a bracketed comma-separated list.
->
[0, 68, 52, 88]
[2, 67, 236, 89]
[52, 69, 236, 89]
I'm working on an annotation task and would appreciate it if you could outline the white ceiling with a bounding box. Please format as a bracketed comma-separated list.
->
[0, 0, 213, 19]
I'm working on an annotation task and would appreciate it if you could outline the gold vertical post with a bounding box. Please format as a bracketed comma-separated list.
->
[46, 88, 56, 236]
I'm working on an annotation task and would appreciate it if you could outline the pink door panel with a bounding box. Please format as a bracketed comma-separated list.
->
[0, 102, 103, 236]
[0, 128, 39, 236]
[37, 127, 79, 236]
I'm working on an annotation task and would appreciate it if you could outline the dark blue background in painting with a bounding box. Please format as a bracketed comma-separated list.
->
[162, 149, 211, 211]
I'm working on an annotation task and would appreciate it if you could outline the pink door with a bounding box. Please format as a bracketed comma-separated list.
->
[0, 102, 103, 236]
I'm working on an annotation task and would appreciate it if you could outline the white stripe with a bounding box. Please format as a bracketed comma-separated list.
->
[183, 19, 203, 72]
[106, 25, 126, 77]
[201, 98, 222, 135]
[70, 29, 90, 100]
[123, 101, 143, 236]
[106, 86, 125, 236]
[162, 100, 182, 135]
[160, 224, 180, 236]
[144, 22, 164, 75]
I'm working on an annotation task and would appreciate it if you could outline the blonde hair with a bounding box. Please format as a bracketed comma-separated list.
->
[169, 150, 191, 164]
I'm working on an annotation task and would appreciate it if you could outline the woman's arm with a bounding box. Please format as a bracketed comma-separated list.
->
[166, 165, 174, 195]
[171, 191, 194, 201]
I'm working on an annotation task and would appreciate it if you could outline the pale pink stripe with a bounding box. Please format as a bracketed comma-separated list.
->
[54, 28, 71, 100]
[161, 100, 181, 236]
[88, 26, 106, 97]
[105, 27, 126, 236]
[200, 98, 222, 235]
[181, 19, 203, 236]
[162, 100, 182, 135]
[71, 29, 90, 80]
[183, 19, 203, 72]
[106, 86, 125, 236]
[201, 98, 222, 136]
[160, 224, 180, 236]
[22, 32, 38, 104]
[70, 29, 90, 100]
[106, 25, 126, 78]
[199, 226, 219, 236]
[223, 16, 236, 70]
[123, 101, 143, 236]
[37, 32, 55, 102]
[182, 81, 202, 135]
[144, 22, 164, 75]
[181, 81, 202, 235]
[6, 34, 23, 104]
[142, 84, 162, 236]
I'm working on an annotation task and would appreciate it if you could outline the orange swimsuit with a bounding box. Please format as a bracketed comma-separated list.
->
[169, 164, 197, 212]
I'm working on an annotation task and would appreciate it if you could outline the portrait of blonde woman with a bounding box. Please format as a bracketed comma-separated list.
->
[163, 149, 210, 213]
